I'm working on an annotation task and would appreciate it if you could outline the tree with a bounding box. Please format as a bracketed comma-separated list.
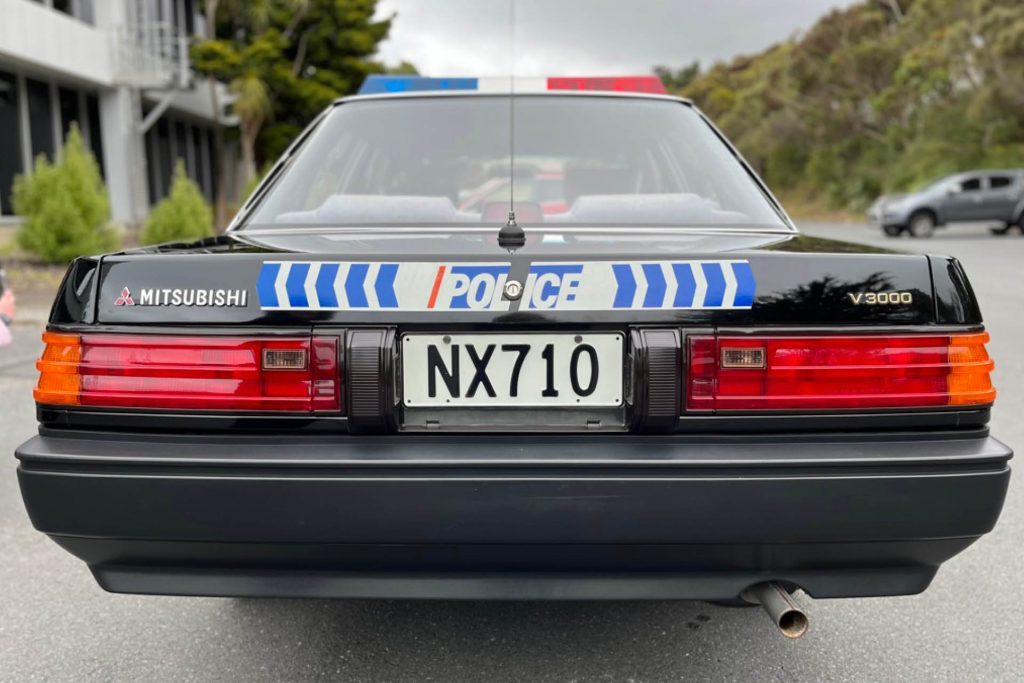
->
[192, 0, 397, 186]
[670, 0, 1024, 210]
[13, 125, 118, 263]
[141, 160, 215, 245]
[654, 62, 701, 92]
[232, 71, 273, 183]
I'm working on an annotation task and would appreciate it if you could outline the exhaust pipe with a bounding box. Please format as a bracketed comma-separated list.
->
[742, 582, 809, 639]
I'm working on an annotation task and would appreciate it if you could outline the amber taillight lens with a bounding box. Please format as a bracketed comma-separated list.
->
[34, 333, 341, 412]
[687, 332, 995, 411]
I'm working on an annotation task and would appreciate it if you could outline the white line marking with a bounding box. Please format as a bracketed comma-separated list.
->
[304, 263, 320, 309]
[721, 261, 738, 308]
[274, 263, 291, 309]
[691, 263, 707, 309]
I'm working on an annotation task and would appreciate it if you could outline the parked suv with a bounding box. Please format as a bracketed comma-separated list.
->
[868, 169, 1024, 237]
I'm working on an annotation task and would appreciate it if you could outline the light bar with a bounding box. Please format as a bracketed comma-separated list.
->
[547, 76, 667, 94]
[357, 75, 668, 96]
[359, 76, 478, 95]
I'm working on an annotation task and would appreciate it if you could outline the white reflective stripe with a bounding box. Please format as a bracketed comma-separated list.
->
[690, 263, 707, 309]
[363, 262, 381, 309]
[721, 261, 738, 308]
[304, 262, 321, 309]
[333, 263, 352, 308]
[274, 263, 291, 309]
[475, 77, 548, 93]
[258, 259, 755, 311]
[629, 263, 647, 308]
[661, 262, 676, 309]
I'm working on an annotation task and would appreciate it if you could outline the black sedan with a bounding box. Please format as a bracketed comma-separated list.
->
[15, 76, 1011, 639]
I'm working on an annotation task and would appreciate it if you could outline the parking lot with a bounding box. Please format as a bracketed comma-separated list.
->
[1, 221, 1021, 682]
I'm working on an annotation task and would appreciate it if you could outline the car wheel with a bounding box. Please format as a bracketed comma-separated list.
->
[908, 212, 936, 238]
[882, 225, 902, 237]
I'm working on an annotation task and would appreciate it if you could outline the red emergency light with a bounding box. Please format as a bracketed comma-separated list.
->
[547, 76, 668, 94]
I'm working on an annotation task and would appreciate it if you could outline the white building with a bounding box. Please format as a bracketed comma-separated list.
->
[0, 0, 238, 226]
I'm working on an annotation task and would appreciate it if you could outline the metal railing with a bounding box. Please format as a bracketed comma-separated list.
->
[111, 21, 189, 89]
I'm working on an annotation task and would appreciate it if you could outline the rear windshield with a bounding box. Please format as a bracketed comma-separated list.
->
[242, 96, 787, 229]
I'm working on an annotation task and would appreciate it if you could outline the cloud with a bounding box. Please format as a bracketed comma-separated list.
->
[374, 0, 857, 76]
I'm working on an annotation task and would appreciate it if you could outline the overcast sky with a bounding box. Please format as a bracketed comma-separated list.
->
[374, 0, 858, 76]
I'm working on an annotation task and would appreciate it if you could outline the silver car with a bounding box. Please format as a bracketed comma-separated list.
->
[868, 169, 1024, 237]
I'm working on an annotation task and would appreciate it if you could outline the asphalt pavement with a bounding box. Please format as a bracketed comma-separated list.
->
[1, 221, 1021, 682]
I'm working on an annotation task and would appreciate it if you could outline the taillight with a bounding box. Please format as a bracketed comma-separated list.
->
[687, 333, 995, 411]
[35, 333, 341, 412]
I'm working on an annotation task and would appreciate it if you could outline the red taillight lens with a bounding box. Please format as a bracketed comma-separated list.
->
[687, 333, 995, 411]
[35, 334, 341, 412]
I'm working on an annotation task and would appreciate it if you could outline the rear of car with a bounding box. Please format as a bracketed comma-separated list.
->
[16, 77, 1011, 603]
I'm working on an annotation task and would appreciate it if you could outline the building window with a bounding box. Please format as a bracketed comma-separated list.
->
[26, 78, 55, 163]
[0, 71, 23, 215]
[174, 121, 188, 172]
[191, 124, 210, 199]
[78, 0, 94, 24]
[206, 128, 218, 201]
[85, 94, 104, 177]
[58, 87, 80, 142]
[155, 117, 173, 200]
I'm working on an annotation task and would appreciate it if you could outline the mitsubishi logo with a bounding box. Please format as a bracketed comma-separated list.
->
[115, 287, 135, 306]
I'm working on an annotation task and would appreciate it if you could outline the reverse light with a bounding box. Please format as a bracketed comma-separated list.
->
[35, 333, 341, 412]
[687, 333, 995, 411]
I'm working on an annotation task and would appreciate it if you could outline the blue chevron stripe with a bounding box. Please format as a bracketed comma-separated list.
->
[612, 264, 636, 308]
[345, 263, 370, 308]
[256, 263, 280, 307]
[641, 264, 666, 308]
[285, 263, 310, 308]
[731, 261, 756, 307]
[375, 263, 399, 308]
[315, 263, 339, 308]
[671, 263, 696, 308]
[701, 263, 726, 307]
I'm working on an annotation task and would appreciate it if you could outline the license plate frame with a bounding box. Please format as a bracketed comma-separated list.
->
[400, 332, 624, 409]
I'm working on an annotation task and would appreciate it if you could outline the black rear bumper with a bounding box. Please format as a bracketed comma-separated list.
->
[15, 430, 1012, 600]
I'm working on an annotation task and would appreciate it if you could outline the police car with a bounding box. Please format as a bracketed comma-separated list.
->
[16, 75, 1011, 637]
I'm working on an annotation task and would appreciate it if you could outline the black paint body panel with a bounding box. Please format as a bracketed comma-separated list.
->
[54, 230, 950, 327]
[24, 226, 1007, 599]
[16, 431, 1011, 599]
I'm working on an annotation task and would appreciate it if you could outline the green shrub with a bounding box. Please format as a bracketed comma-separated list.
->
[142, 160, 214, 245]
[13, 124, 117, 264]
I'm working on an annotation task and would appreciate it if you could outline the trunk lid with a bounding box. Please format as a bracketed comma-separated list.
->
[87, 229, 939, 327]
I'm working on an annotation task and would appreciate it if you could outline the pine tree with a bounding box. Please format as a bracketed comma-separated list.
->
[142, 160, 215, 245]
[14, 124, 118, 263]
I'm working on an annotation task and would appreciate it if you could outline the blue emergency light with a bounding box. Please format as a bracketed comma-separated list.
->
[358, 75, 479, 95]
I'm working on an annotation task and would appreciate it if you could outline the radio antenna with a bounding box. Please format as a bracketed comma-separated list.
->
[497, 0, 526, 252]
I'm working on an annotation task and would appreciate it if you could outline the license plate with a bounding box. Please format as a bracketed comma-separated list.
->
[401, 333, 623, 407]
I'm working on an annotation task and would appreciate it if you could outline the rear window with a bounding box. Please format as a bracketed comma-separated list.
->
[243, 96, 787, 229]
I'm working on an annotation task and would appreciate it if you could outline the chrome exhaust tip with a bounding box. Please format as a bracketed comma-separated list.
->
[741, 582, 809, 639]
